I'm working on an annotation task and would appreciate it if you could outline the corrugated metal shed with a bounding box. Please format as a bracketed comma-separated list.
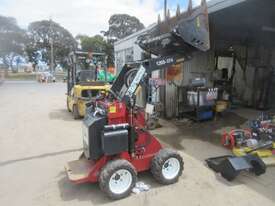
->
[114, 24, 156, 73]
[114, 0, 275, 116]
[165, 51, 215, 118]
[207, 0, 247, 13]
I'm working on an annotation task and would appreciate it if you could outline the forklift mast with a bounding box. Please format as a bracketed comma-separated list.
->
[67, 51, 108, 94]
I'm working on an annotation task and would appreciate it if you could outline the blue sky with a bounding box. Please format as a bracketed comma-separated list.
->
[0, 0, 201, 36]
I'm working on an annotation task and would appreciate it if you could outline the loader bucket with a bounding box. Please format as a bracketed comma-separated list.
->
[137, 0, 210, 56]
[205, 155, 266, 181]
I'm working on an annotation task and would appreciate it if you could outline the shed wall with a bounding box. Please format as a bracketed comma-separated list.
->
[165, 51, 216, 118]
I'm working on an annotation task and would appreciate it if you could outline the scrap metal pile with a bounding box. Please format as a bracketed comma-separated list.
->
[206, 112, 275, 181]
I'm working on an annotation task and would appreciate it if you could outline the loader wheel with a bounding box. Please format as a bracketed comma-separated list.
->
[72, 104, 80, 119]
[99, 159, 137, 200]
[151, 149, 183, 185]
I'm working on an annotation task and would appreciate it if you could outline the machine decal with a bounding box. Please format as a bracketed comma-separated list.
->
[126, 66, 146, 98]
[109, 106, 117, 113]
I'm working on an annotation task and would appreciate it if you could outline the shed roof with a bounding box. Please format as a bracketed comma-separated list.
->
[115, 0, 275, 48]
[114, 0, 248, 46]
[210, 0, 275, 47]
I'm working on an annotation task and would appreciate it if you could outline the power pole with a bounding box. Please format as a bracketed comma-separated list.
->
[50, 18, 54, 74]
[164, 0, 167, 20]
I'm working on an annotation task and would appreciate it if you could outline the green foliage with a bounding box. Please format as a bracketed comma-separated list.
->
[26, 20, 77, 66]
[103, 14, 145, 40]
[78, 35, 105, 53]
[77, 35, 114, 66]
[0, 15, 27, 67]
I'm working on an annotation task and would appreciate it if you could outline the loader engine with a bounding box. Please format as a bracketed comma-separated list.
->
[82, 103, 131, 160]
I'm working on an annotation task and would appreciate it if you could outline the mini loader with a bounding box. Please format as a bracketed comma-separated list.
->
[65, 0, 210, 199]
[65, 59, 185, 199]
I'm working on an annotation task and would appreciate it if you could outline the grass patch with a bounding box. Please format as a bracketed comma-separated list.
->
[6, 72, 37, 81]
[5, 72, 66, 81]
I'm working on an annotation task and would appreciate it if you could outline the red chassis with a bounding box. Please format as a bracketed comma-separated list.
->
[65, 100, 162, 184]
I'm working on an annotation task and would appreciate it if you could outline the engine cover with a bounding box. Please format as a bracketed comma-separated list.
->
[83, 114, 107, 160]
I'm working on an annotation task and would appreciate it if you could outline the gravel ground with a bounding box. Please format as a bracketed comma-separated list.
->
[0, 81, 274, 206]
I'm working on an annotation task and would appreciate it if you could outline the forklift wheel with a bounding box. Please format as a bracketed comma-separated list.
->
[99, 159, 137, 200]
[67, 98, 71, 112]
[151, 149, 184, 185]
[72, 105, 80, 119]
[146, 118, 157, 130]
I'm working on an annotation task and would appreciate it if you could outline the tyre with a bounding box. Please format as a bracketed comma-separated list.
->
[151, 148, 184, 185]
[66, 98, 71, 112]
[72, 104, 80, 119]
[99, 159, 137, 200]
[146, 118, 157, 130]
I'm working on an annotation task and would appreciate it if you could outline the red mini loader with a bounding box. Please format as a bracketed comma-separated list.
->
[65, 63, 184, 199]
[65, 0, 210, 199]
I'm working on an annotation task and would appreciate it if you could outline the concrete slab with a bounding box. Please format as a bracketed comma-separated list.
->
[0, 81, 274, 206]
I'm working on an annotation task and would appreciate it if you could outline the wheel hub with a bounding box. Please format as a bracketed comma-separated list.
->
[162, 158, 180, 180]
[114, 174, 120, 181]
[109, 169, 132, 195]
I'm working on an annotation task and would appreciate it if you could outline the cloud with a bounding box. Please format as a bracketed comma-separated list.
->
[0, 0, 209, 37]
[0, 0, 162, 36]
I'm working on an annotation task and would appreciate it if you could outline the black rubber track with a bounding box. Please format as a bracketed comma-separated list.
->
[151, 148, 184, 185]
[99, 159, 137, 200]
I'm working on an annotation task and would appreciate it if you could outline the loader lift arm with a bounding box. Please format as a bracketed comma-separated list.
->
[110, 55, 180, 102]
[110, 0, 210, 103]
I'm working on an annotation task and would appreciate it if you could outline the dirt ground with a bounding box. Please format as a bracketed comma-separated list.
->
[0, 81, 275, 206]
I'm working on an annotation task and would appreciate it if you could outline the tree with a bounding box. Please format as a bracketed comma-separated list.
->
[103, 14, 145, 40]
[0, 15, 27, 69]
[78, 35, 106, 53]
[77, 35, 114, 66]
[26, 20, 77, 70]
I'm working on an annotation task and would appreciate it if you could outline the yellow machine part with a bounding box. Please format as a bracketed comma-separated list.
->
[262, 156, 275, 166]
[73, 85, 111, 97]
[232, 147, 273, 158]
[76, 99, 87, 117]
[215, 101, 228, 113]
[68, 84, 110, 117]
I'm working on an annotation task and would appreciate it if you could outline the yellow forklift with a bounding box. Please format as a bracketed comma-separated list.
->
[66, 51, 111, 119]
